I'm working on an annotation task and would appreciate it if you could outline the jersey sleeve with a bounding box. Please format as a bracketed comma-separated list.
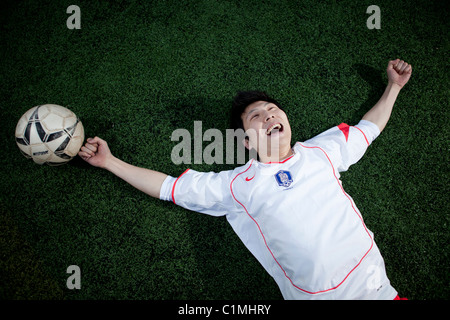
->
[159, 169, 237, 217]
[303, 120, 380, 172]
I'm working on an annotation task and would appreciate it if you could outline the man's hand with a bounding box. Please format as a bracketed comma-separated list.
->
[387, 59, 412, 89]
[78, 136, 113, 169]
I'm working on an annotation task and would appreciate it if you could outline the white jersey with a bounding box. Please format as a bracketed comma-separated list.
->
[160, 120, 398, 300]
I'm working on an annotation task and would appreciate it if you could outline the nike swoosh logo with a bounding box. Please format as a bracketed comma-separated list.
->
[245, 174, 255, 182]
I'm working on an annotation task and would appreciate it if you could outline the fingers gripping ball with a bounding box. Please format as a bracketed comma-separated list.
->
[15, 104, 85, 165]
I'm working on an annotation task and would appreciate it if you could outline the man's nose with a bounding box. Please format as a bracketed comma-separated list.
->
[265, 112, 275, 122]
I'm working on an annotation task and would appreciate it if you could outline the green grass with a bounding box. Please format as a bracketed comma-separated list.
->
[0, 0, 448, 300]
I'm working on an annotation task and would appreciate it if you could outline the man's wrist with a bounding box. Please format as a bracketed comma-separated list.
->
[103, 155, 118, 171]
[387, 81, 403, 91]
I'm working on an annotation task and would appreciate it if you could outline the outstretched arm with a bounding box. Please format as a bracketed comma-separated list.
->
[78, 137, 168, 199]
[362, 59, 412, 132]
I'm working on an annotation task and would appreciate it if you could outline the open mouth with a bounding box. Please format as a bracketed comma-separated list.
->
[266, 123, 284, 136]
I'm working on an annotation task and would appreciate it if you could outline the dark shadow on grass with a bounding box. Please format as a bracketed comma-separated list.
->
[351, 63, 386, 120]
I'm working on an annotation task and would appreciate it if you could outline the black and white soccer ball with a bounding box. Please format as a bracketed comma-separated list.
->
[15, 104, 85, 165]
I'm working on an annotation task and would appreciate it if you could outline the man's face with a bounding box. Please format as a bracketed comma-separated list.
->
[240, 101, 292, 159]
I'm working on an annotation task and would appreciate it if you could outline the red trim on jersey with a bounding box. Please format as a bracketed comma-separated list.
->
[352, 125, 370, 146]
[263, 153, 295, 165]
[338, 123, 370, 146]
[394, 295, 408, 300]
[338, 123, 350, 142]
[171, 169, 190, 205]
[230, 144, 374, 295]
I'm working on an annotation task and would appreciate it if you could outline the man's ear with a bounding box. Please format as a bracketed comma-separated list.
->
[242, 137, 250, 151]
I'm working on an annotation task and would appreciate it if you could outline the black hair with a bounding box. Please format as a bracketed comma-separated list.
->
[230, 91, 283, 131]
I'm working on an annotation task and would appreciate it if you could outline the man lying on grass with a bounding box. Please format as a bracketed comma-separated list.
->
[79, 59, 412, 299]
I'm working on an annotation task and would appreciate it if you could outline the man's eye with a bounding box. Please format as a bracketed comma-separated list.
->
[251, 114, 259, 120]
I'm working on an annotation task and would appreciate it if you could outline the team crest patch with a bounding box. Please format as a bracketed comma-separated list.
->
[274, 170, 293, 187]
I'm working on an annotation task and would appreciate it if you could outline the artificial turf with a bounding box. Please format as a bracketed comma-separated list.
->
[0, 0, 448, 300]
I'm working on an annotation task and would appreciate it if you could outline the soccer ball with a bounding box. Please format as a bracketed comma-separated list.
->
[15, 104, 85, 165]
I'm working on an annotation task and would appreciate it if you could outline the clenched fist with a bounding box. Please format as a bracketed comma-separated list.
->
[78, 136, 113, 169]
[387, 59, 412, 89]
